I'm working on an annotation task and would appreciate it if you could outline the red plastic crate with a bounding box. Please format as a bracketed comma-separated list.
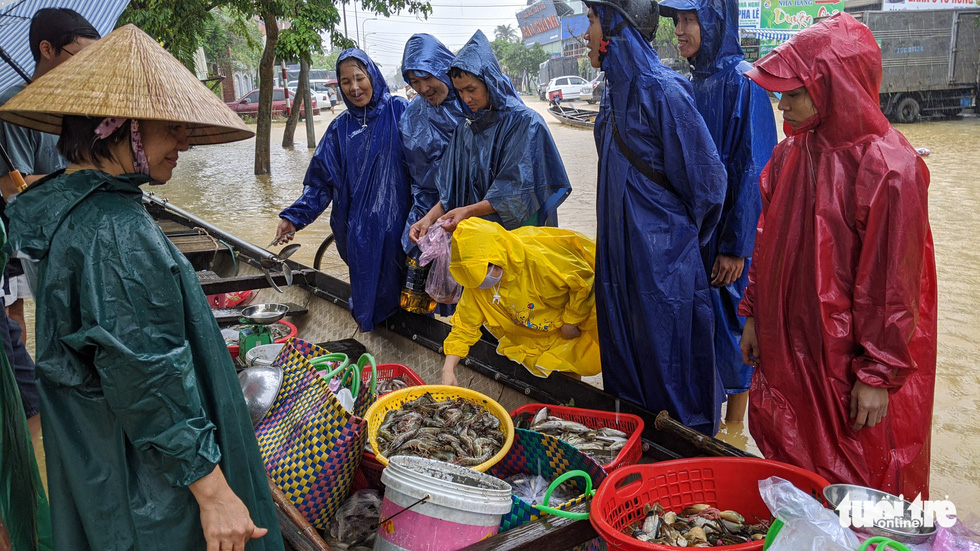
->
[510, 403, 643, 472]
[590, 458, 830, 551]
[354, 363, 425, 492]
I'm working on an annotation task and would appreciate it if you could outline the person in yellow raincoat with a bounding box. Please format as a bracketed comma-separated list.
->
[441, 218, 601, 385]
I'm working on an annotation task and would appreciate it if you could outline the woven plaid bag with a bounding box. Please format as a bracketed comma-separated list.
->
[489, 428, 608, 551]
[255, 338, 377, 529]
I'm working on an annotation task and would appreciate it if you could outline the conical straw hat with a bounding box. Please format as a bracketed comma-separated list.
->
[0, 24, 253, 145]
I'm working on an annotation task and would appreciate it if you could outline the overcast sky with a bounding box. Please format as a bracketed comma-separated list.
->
[333, 0, 532, 82]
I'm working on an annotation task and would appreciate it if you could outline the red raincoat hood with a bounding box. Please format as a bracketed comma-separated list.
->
[754, 13, 891, 144]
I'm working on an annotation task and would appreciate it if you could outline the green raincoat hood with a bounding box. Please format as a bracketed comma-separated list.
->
[8, 170, 150, 262]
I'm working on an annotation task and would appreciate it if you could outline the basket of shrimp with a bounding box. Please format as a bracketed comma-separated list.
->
[512, 403, 644, 472]
[590, 457, 830, 550]
[352, 364, 427, 491]
[365, 385, 515, 472]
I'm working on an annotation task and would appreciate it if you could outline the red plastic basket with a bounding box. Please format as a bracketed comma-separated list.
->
[354, 363, 425, 492]
[590, 458, 831, 550]
[510, 403, 643, 472]
[359, 363, 426, 394]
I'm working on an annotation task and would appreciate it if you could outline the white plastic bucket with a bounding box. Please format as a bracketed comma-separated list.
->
[375, 456, 513, 551]
[244, 343, 285, 367]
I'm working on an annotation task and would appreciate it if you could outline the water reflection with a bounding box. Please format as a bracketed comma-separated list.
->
[160, 102, 980, 512]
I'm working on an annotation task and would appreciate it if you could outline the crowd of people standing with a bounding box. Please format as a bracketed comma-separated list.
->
[0, 0, 938, 548]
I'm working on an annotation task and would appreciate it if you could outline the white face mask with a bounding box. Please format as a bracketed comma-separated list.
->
[476, 264, 502, 289]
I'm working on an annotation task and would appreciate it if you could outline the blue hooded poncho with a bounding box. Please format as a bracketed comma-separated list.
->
[660, 0, 778, 395]
[280, 49, 410, 332]
[398, 34, 467, 256]
[590, 5, 727, 435]
[435, 30, 571, 229]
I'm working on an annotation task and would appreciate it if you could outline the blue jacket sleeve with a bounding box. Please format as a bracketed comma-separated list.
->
[641, 78, 727, 246]
[279, 130, 337, 230]
[483, 113, 571, 228]
[716, 79, 775, 258]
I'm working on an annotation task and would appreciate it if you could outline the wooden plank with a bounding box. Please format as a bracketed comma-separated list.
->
[460, 502, 598, 551]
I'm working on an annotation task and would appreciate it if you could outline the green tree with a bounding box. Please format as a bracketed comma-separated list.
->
[225, 0, 431, 175]
[118, 0, 225, 70]
[494, 24, 518, 43]
[491, 39, 549, 92]
[123, 0, 431, 175]
[654, 18, 680, 61]
[276, 3, 338, 148]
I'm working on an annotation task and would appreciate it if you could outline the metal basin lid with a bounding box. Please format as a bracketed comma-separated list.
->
[240, 303, 289, 324]
[238, 365, 284, 427]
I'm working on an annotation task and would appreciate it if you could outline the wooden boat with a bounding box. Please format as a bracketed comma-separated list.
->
[144, 192, 751, 550]
[547, 102, 598, 129]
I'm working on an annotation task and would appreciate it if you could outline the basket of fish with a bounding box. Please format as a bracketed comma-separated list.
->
[360, 363, 426, 396]
[489, 428, 607, 535]
[590, 458, 831, 550]
[365, 385, 515, 472]
[512, 404, 643, 472]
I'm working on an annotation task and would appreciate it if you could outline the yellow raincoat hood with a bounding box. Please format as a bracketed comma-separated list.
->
[445, 218, 600, 377]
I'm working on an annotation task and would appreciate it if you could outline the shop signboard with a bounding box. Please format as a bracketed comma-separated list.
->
[739, 0, 762, 28]
[760, 0, 844, 29]
[518, 0, 562, 45]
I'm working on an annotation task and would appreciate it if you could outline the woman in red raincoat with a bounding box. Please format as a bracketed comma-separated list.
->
[739, 13, 937, 498]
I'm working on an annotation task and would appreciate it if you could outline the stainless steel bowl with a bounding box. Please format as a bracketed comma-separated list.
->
[240, 303, 289, 324]
[238, 365, 284, 427]
[823, 483, 937, 543]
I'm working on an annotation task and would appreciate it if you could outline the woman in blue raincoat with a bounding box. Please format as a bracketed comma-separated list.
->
[277, 50, 411, 332]
[659, 0, 777, 423]
[583, 0, 728, 435]
[399, 34, 466, 252]
[413, 30, 571, 235]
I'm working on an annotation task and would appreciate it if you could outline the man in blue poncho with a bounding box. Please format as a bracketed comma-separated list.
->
[277, 50, 410, 332]
[659, 0, 777, 423]
[412, 30, 571, 234]
[584, 0, 728, 435]
[398, 34, 467, 316]
[400, 34, 466, 250]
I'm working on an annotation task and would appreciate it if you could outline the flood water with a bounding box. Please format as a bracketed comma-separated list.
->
[29, 99, 980, 513]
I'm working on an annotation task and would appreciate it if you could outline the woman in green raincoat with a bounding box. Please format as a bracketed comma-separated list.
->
[0, 26, 282, 551]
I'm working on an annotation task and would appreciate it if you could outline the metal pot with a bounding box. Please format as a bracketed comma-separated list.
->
[238, 364, 284, 427]
[823, 483, 937, 544]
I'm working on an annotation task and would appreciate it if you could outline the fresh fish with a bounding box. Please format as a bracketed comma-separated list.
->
[377, 376, 411, 396]
[527, 415, 630, 465]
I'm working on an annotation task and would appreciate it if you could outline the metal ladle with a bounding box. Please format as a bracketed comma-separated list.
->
[260, 243, 301, 292]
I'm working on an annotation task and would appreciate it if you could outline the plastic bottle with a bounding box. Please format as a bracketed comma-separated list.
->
[400, 257, 436, 314]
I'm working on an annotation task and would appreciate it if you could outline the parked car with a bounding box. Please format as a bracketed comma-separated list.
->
[546, 75, 588, 102]
[580, 72, 605, 104]
[226, 88, 319, 119]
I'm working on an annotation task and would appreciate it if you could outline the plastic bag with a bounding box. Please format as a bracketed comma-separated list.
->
[503, 473, 579, 506]
[934, 514, 980, 551]
[327, 489, 382, 550]
[760, 476, 861, 551]
[417, 221, 462, 304]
